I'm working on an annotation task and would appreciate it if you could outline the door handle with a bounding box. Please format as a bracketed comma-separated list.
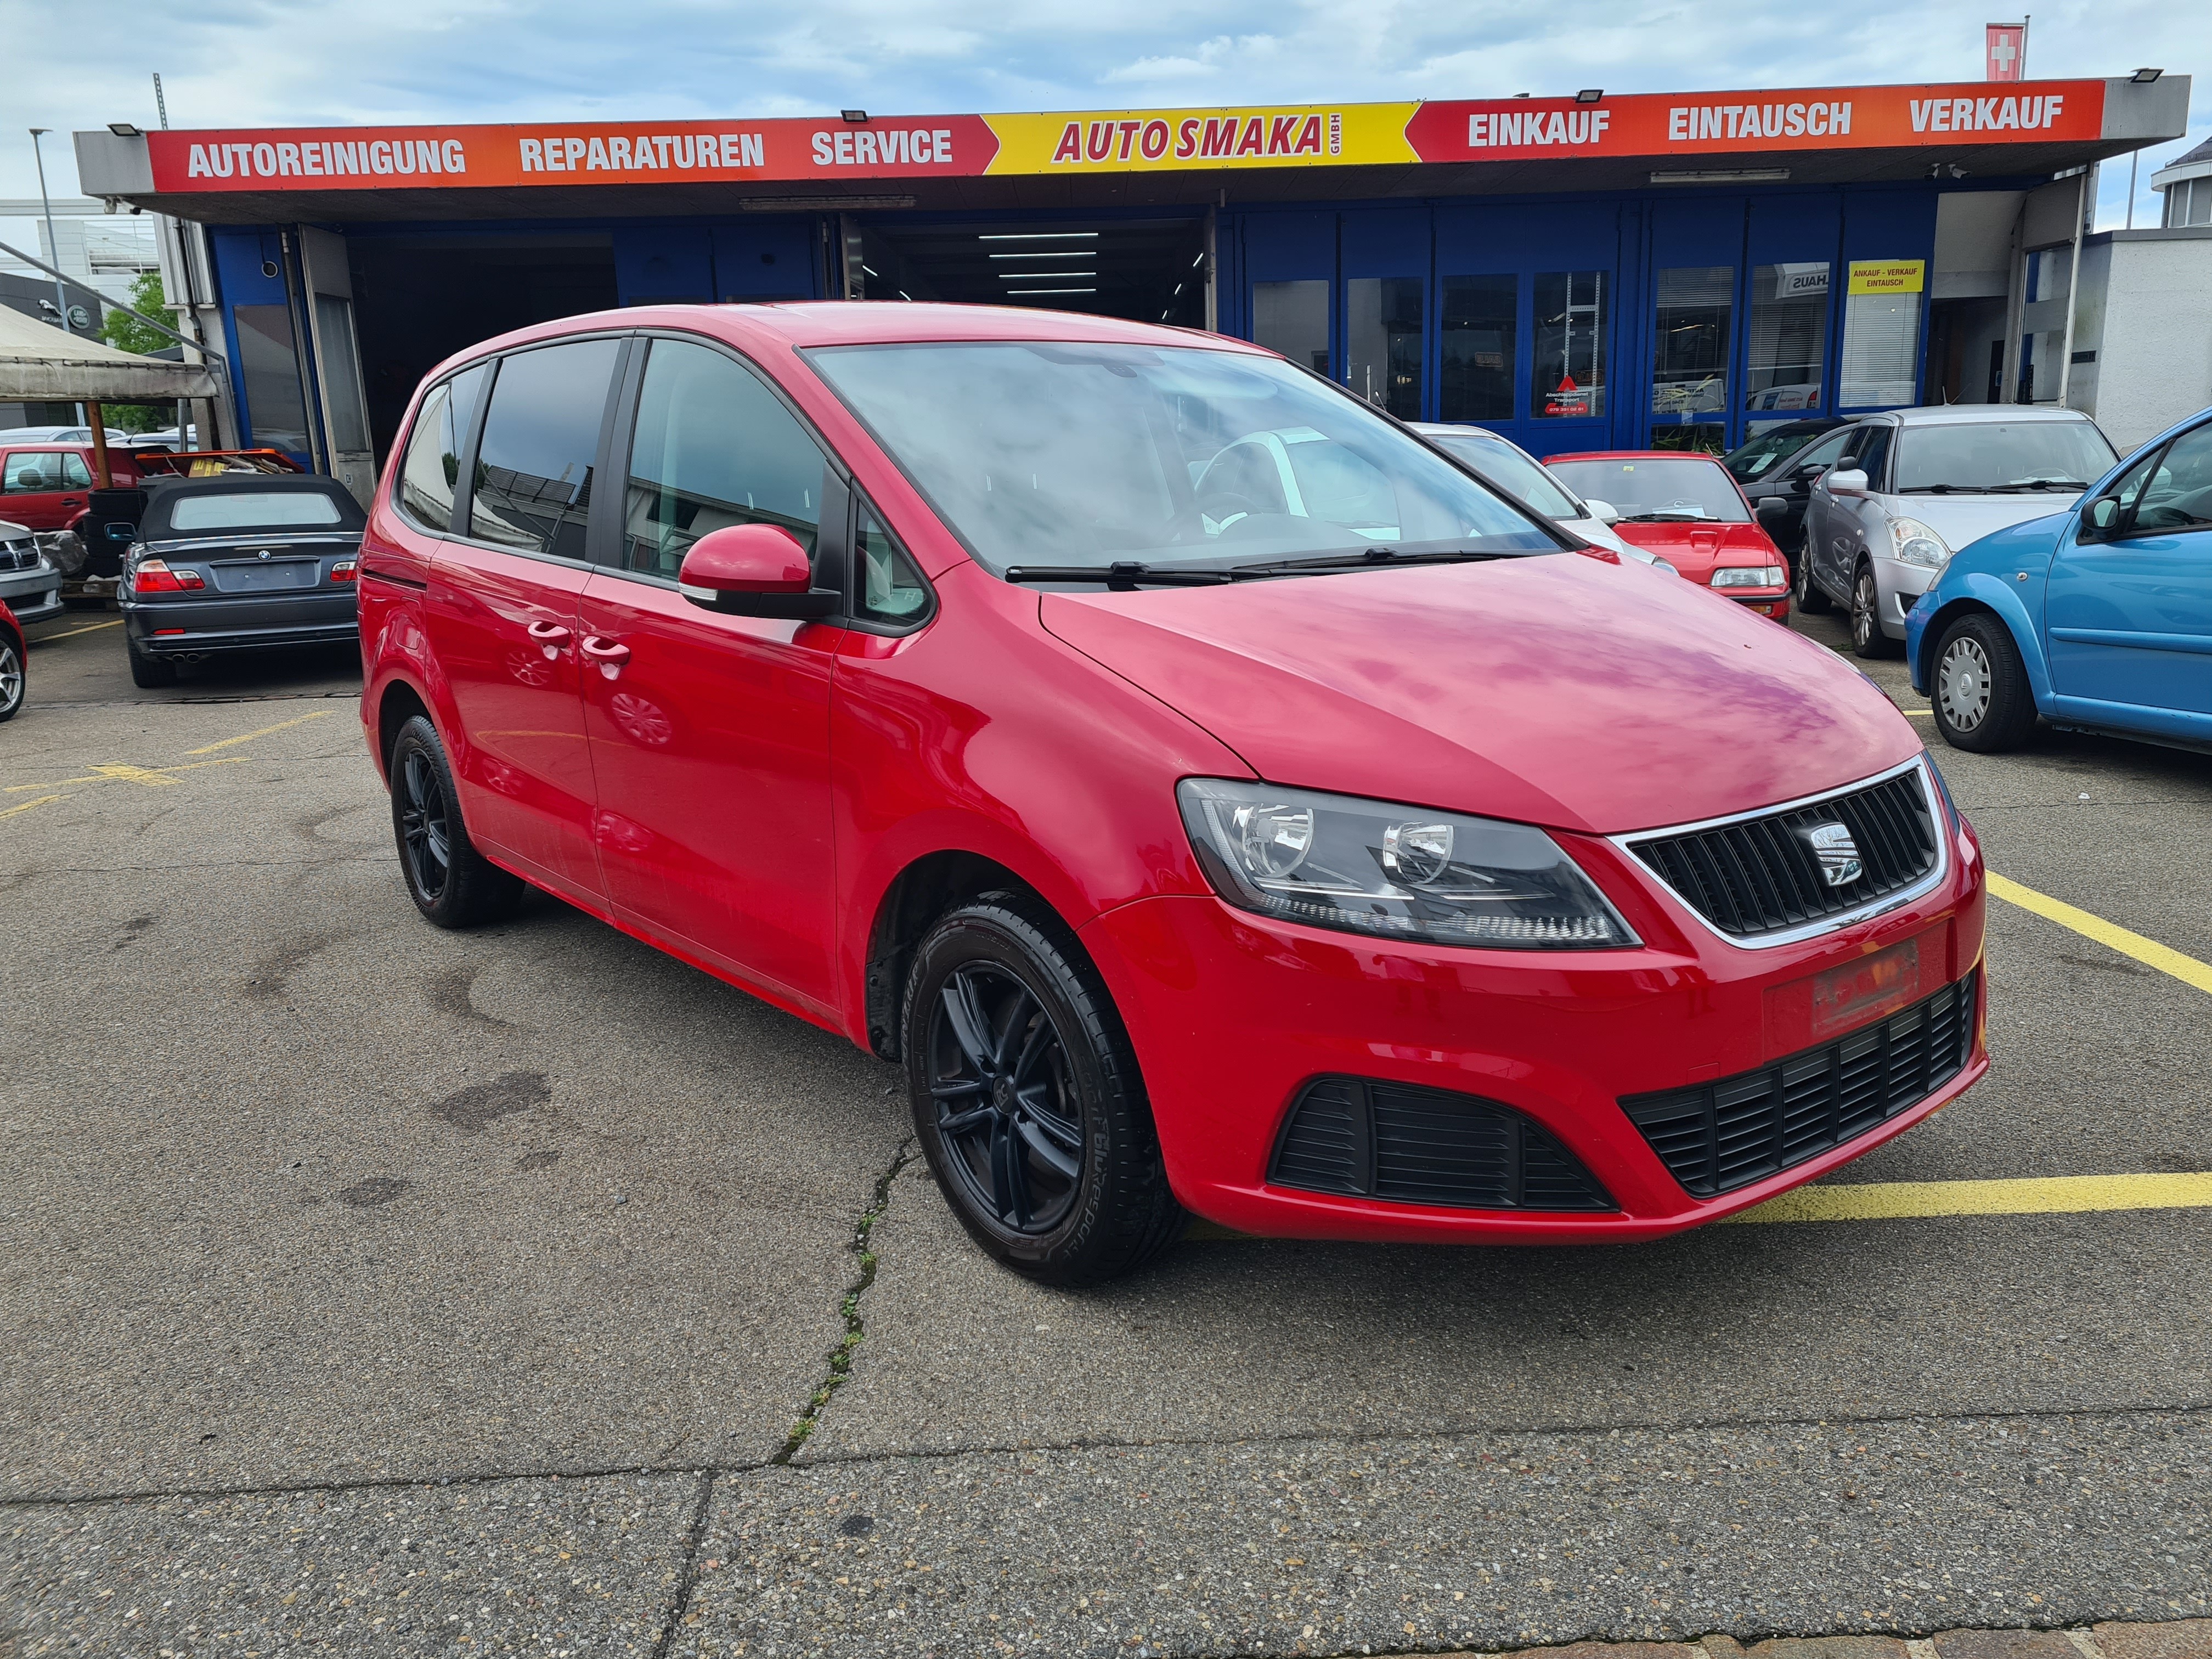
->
[526, 620, 573, 657]
[580, 635, 631, 678]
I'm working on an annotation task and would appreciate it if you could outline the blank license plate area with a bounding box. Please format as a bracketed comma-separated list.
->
[1764, 927, 1940, 1053]
[212, 561, 319, 593]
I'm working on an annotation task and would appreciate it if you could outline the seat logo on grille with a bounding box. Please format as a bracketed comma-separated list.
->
[1804, 822, 1863, 887]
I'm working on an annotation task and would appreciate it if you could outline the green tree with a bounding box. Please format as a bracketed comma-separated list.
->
[99, 270, 179, 435]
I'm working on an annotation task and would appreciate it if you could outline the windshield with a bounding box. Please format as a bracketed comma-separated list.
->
[1546, 457, 1750, 523]
[163, 490, 352, 532]
[1894, 421, 2117, 493]
[1723, 423, 1831, 482]
[806, 342, 1560, 574]
[1426, 433, 1582, 521]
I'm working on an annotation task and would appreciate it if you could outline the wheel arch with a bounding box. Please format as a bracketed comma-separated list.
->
[1916, 580, 2053, 709]
[374, 676, 435, 782]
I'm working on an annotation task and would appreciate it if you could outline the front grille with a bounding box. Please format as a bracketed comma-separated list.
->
[0, 537, 38, 572]
[1627, 766, 1939, 939]
[1271, 1076, 1616, 1212]
[1620, 969, 1977, 1198]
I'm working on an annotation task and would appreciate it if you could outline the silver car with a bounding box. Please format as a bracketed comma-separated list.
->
[1797, 406, 2117, 657]
[0, 516, 63, 625]
[1408, 422, 1675, 571]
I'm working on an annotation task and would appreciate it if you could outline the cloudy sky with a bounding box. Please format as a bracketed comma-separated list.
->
[1, 0, 2203, 229]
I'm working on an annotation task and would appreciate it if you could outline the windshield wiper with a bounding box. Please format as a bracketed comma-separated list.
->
[1897, 483, 1976, 494]
[1002, 561, 1234, 588]
[1617, 512, 1709, 523]
[1227, 547, 1508, 578]
[1981, 478, 2088, 493]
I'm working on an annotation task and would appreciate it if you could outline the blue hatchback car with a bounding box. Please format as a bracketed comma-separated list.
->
[1907, 407, 2212, 754]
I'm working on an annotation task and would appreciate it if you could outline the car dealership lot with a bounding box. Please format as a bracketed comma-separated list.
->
[2, 611, 2207, 1656]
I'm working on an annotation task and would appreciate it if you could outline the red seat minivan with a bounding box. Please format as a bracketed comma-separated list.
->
[361, 303, 1987, 1283]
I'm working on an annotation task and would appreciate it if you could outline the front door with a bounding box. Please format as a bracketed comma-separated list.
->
[425, 336, 624, 905]
[2048, 422, 2212, 716]
[1, 448, 91, 530]
[578, 334, 844, 1018]
[1808, 422, 1890, 600]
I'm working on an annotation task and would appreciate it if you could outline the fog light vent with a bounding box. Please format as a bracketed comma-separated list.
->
[1269, 1076, 1615, 1212]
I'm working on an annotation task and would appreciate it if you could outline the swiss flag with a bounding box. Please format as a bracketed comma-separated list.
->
[1985, 23, 2025, 82]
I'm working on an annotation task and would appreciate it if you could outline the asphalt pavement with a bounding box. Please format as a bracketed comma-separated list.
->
[1, 601, 2205, 1657]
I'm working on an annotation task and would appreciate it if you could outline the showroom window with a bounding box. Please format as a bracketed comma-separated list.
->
[1440, 274, 1516, 422]
[232, 303, 311, 454]
[1745, 262, 1830, 419]
[1344, 277, 1423, 419]
[1652, 265, 1735, 420]
[621, 338, 824, 578]
[469, 338, 622, 560]
[1838, 262, 1924, 408]
[1532, 270, 1607, 418]
[1252, 281, 1329, 375]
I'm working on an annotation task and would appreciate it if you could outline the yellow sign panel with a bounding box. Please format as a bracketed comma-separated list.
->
[984, 103, 1421, 174]
[1847, 259, 1926, 296]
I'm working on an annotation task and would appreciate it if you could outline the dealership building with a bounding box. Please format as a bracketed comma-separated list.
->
[71, 72, 2194, 499]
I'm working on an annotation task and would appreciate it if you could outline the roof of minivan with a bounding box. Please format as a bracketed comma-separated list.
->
[426, 300, 1269, 385]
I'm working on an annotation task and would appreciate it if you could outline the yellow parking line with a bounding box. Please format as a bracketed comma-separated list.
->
[29, 619, 122, 641]
[185, 708, 336, 755]
[3, 757, 246, 794]
[0, 793, 66, 820]
[1988, 871, 2212, 996]
[1729, 1171, 2212, 1223]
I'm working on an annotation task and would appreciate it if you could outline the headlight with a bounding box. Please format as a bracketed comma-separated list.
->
[1176, 778, 1637, 949]
[1711, 565, 1786, 588]
[1889, 517, 1951, 569]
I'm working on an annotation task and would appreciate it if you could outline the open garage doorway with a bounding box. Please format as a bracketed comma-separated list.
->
[348, 233, 619, 462]
[844, 217, 1207, 327]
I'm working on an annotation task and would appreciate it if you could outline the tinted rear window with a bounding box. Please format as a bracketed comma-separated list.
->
[165, 491, 352, 532]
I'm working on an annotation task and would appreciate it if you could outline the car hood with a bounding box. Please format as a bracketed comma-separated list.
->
[0, 518, 29, 539]
[1607, 520, 1778, 582]
[1039, 552, 1918, 836]
[1875, 492, 2082, 550]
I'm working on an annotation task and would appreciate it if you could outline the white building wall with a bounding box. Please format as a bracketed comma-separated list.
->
[2076, 228, 2212, 454]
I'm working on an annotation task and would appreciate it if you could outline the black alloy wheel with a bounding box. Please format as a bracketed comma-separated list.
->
[126, 633, 178, 689]
[1851, 561, 1898, 659]
[387, 714, 523, 928]
[1794, 547, 1832, 613]
[0, 634, 22, 721]
[904, 893, 1183, 1285]
[1932, 613, 2037, 753]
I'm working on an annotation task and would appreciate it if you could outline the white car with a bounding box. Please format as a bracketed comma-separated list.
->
[1409, 422, 1675, 571]
[0, 517, 63, 624]
[0, 424, 131, 445]
[1797, 406, 2118, 657]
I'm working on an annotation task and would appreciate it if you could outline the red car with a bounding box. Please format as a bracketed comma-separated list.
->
[0, 596, 22, 721]
[360, 304, 1986, 1284]
[1545, 450, 1793, 620]
[0, 443, 146, 533]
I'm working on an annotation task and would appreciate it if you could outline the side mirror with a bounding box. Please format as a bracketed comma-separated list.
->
[1582, 498, 1621, 524]
[1756, 496, 1790, 521]
[678, 524, 839, 619]
[1826, 469, 1869, 496]
[2083, 496, 2121, 537]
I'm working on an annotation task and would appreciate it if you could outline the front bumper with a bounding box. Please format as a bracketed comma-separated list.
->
[0, 574, 63, 624]
[1081, 813, 1985, 1244]
[1872, 556, 1938, 641]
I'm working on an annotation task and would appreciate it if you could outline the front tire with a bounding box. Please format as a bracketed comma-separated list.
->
[903, 893, 1183, 1286]
[1932, 613, 2036, 753]
[1850, 561, 1899, 659]
[126, 634, 178, 688]
[1794, 550, 1832, 614]
[387, 714, 523, 928]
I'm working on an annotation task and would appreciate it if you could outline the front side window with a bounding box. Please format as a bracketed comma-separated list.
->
[1547, 458, 1751, 524]
[1532, 271, 1607, 419]
[2130, 425, 2212, 533]
[854, 501, 930, 625]
[1724, 423, 1826, 483]
[469, 340, 622, 559]
[1839, 425, 1892, 489]
[1892, 421, 2115, 496]
[620, 338, 824, 579]
[807, 341, 1559, 575]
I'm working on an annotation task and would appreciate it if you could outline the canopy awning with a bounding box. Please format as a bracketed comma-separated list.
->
[0, 304, 218, 401]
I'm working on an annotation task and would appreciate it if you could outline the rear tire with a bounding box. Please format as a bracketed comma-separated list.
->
[1850, 561, 1899, 659]
[388, 714, 523, 929]
[1932, 613, 2037, 753]
[126, 635, 178, 688]
[902, 891, 1183, 1286]
[1793, 550, 1832, 613]
[0, 633, 23, 721]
